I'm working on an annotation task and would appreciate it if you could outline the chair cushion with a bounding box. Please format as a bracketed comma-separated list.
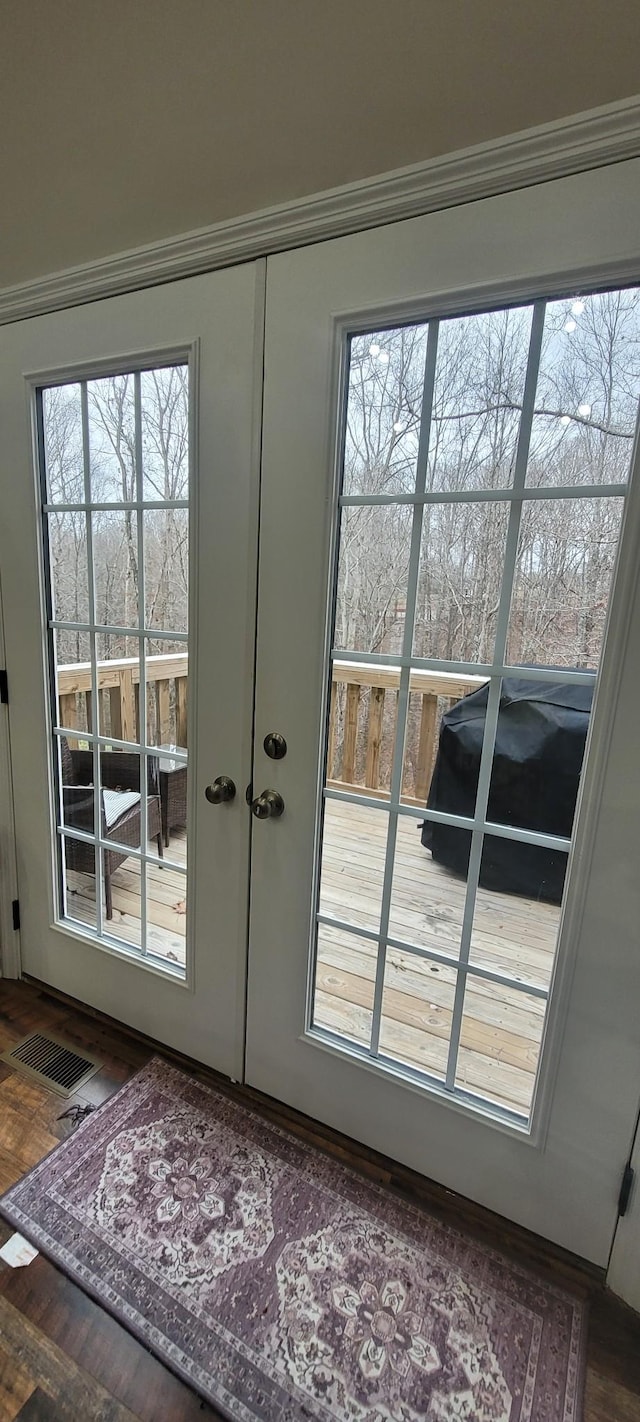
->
[102, 789, 140, 829]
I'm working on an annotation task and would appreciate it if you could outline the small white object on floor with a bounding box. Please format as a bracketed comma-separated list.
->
[0, 1232, 38, 1267]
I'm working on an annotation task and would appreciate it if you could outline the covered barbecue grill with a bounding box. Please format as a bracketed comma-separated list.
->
[420, 675, 594, 904]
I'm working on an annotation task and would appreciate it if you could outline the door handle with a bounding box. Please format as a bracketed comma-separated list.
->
[205, 776, 236, 804]
[251, 789, 285, 819]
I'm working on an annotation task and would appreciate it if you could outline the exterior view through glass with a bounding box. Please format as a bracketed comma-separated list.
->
[40, 364, 189, 973]
[313, 289, 640, 1124]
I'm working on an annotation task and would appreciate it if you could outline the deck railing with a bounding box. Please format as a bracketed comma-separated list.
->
[57, 653, 485, 804]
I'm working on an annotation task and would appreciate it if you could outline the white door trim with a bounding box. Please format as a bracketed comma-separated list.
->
[1, 97, 640, 326]
[0, 569, 20, 977]
[608, 1105, 640, 1308]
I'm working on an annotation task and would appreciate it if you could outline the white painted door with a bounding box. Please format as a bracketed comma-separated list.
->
[0, 264, 264, 1078]
[246, 159, 640, 1264]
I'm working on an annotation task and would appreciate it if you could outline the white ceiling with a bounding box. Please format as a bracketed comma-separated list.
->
[1, 0, 639, 287]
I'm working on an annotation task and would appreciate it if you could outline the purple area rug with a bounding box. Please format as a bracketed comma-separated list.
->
[0, 1058, 586, 1421]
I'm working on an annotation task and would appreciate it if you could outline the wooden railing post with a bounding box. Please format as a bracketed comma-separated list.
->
[326, 681, 337, 780]
[341, 684, 361, 785]
[109, 685, 123, 740]
[365, 687, 385, 789]
[415, 692, 439, 803]
[176, 676, 188, 748]
[119, 669, 136, 744]
[156, 679, 171, 745]
[59, 693, 77, 736]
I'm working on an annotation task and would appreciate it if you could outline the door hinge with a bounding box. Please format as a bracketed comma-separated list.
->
[11, 899, 20, 931]
[618, 1162, 635, 1218]
[0, 670, 7, 704]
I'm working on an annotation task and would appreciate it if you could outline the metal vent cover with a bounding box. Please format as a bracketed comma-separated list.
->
[1, 1032, 102, 1097]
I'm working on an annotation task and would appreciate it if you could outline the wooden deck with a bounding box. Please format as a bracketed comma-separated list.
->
[65, 800, 560, 1117]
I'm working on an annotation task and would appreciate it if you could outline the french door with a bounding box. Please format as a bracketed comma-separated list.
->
[0, 263, 264, 1078]
[247, 158, 640, 1264]
[2, 162, 640, 1267]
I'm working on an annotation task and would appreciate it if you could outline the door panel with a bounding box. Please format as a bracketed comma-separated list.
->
[0, 264, 264, 1076]
[247, 160, 640, 1262]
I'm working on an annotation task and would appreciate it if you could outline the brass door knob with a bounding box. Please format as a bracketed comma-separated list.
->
[205, 776, 236, 804]
[251, 789, 285, 819]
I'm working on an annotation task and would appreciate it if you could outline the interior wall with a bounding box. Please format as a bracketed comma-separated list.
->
[1, 0, 640, 288]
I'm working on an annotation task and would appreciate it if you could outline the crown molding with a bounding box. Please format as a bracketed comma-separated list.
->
[2, 96, 640, 325]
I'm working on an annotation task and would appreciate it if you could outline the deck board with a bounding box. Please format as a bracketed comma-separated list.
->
[65, 800, 560, 1116]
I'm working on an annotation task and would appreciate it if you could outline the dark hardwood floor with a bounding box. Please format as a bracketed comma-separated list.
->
[0, 977, 638, 1421]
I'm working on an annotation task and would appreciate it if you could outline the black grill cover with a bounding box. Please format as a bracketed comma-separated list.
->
[421, 676, 594, 903]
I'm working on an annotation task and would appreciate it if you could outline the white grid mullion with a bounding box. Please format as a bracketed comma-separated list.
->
[53, 726, 187, 762]
[370, 321, 440, 1056]
[134, 372, 148, 957]
[80, 380, 104, 938]
[330, 648, 597, 684]
[340, 482, 627, 507]
[58, 825, 186, 875]
[444, 299, 548, 1090]
[324, 786, 572, 851]
[44, 499, 188, 514]
[50, 620, 188, 642]
[316, 912, 549, 1001]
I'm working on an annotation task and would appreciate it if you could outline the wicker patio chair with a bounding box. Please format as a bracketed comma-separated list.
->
[60, 737, 164, 919]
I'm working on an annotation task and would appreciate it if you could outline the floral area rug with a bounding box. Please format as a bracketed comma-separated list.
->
[0, 1058, 586, 1421]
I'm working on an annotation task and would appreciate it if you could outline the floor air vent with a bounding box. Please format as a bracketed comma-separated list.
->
[1, 1033, 102, 1097]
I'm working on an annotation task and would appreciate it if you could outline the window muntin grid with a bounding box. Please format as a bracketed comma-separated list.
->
[311, 288, 640, 1125]
[38, 364, 189, 972]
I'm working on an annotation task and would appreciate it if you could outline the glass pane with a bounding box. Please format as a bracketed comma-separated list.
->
[94, 631, 139, 742]
[319, 800, 386, 934]
[379, 948, 457, 1081]
[53, 630, 91, 736]
[142, 638, 188, 750]
[486, 677, 591, 841]
[428, 305, 533, 492]
[103, 855, 143, 952]
[402, 675, 489, 808]
[389, 814, 466, 959]
[468, 836, 562, 991]
[42, 383, 84, 504]
[61, 833, 98, 932]
[527, 290, 640, 488]
[333, 504, 412, 655]
[506, 495, 625, 669]
[47, 512, 89, 624]
[313, 923, 375, 1047]
[145, 865, 187, 967]
[140, 365, 189, 501]
[413, 501, 510, 659]
[92, 509, 139, 630]
[86, 373, 136, 503]
[57, 734, 95, 834]
[144, 507, 189, 633]
[343, 325, 429, 497]
[455, 974, 546, 1116]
